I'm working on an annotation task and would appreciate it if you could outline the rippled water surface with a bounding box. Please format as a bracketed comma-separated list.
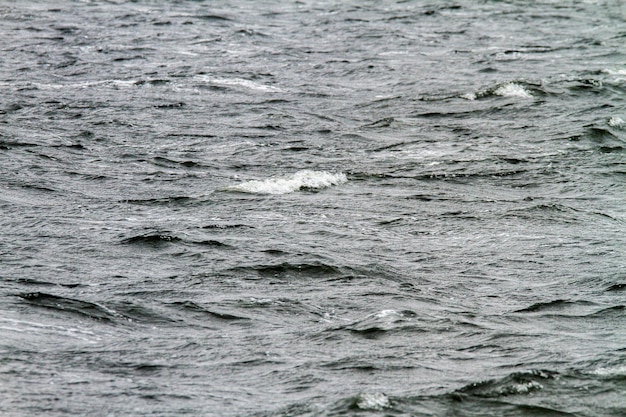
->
[1, 1, 626, 416]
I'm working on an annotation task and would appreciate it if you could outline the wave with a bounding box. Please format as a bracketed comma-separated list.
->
[121, 196, 197, 206]
[567, 126, 625, 153]
[229, 261, 343, 279]
[17, 292, 178, 325]
[514, 299, 589, 313]
[11, 277, 84, 288]
[309, 369, 568, 417]
[0, 139, 39, 150]
[166, 301, 249, 321]
[608, 116, 625, 128]
[352, 392, 391, 411]
[28, 79, 137, 90]
[504, 203, 601, 224]
[332, 309, 422, 339]
[453, 369, 557, 398]
[201, 223, 252, 230]
[120, 232, 232, 249]
[462, 81, 533, 100]
[226, 170, 347, 194]
[196, 76, 285, 92]
[120, 233, 182, 247]
[493, 82, 533, 98]
[590, 364, 626, 379]
[17, 292, 118, 322]
[602, 68, 626, 76]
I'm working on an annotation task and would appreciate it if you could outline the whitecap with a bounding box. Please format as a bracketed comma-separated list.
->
[375, 309, 400, 318]
[493, 82, 532, 98]
[503, 380, 543, 395]
[228, 170, 347, 195]
[32, 79, 136, 90]
[354, 392, 390, 410]
[197, 76, 284, 92]
[602, 68, 626, 76]
[608, 116, 625, 128]
[591, 365, 626, 377]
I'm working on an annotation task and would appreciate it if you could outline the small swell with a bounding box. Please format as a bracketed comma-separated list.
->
[506, 203, 585, 223]
[606, 283, 626, 292]
[151, 156, 207, 169]
[232, 262, 343, 279]
[194, 239, 233, 248]
[120, 233, 181, 247]
[109, 301, 177, 325]
[336, 309, 421, 340]
[17, 292, 117, 322]
[120, 233, 232, 249]
[134, 78, 170, 86]
[153, 102, 185, 109]
[362, 117, 395, 128]
[201, 223, 253, 232]
[13, 278, 83, 288]
[167, 301, 249, 321]
[586, 305, 625, 318]
[196, 14, 232, 21]
[454, 369, 557, 398]
[514, 299, 594, 313]
[0, 139, 38, 150]
[568, 126, 625, 153]
[587, 127, 619, 142]
[121, 196, 196, 206]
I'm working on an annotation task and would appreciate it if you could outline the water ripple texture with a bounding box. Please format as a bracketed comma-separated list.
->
[1, 1, 625, 416]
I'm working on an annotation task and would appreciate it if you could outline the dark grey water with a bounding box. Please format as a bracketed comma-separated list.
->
[1, 1, 626, 416]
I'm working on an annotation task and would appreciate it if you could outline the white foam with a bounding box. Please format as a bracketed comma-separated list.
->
[0, 317, 98, 342]
[494, 82, 532, 98]
[375, 309, 400, 318]
[608, 116, 625, 128]
[355, 392, 390, 410]
[505, 381, 543, 395]
[32, 79, 136, 90]
[603, 68, 626, 76]
[198, 76, 284, 92]
[228, 170, 347, 195]
[592, 365, 626, 376]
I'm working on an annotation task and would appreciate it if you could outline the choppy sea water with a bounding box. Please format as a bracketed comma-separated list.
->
[1, 1, 626, 416]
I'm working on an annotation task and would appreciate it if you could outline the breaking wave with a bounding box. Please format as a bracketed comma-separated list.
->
[461, 81, 533, 100]
[227, 170, 347, 194]
[493, 82, 533, 98]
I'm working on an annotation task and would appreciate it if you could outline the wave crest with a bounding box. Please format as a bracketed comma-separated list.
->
[493, 82, 532, 98]
[227, 170, 347, 194]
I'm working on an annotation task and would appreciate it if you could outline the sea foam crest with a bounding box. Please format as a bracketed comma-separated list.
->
[494, 82, 532, 98]
[354, 392, 390, 410]
[198, 76, 284, 92]
[229, 170, 347, 194]
[603, 68, 626, 76]
[608, 116, 625, 128]
[461, 82, 532, 100]
[592, 364, 626, 377]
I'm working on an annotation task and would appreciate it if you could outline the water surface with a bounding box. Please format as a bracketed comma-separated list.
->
[1, 1, 626, 416]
